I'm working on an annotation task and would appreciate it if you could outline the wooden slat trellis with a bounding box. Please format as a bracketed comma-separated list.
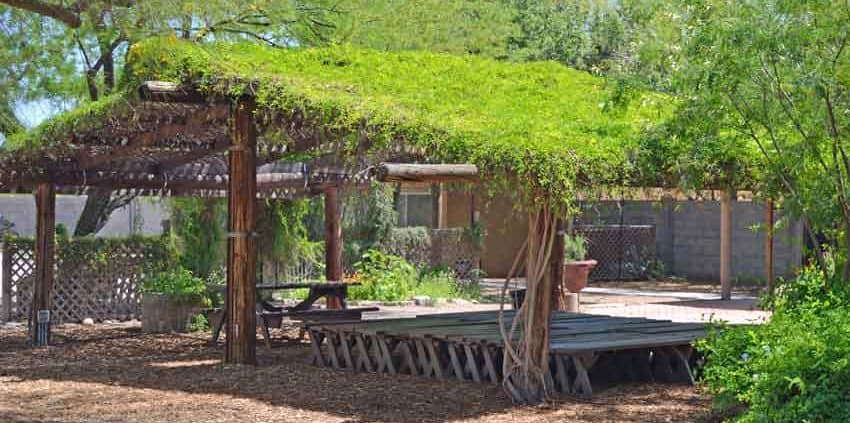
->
[1, 237, 171, 323]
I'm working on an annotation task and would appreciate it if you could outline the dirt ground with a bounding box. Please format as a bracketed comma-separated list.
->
[0, 323, 714, 423]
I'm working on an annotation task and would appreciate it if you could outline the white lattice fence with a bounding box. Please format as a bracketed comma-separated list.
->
[1, 238, 171, 323]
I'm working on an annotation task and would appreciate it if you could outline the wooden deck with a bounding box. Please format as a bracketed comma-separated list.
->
[305, 310, 707, 396]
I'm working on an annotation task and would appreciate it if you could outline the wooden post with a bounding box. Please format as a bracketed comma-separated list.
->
[438, 184, 448, 229]
[324, 186, 343, 309]
[550, 218, 566, 311]
[720, 189, 734, 300]
[2, 243, 12, 322]
[30, 183, 55, 346]
[765, 199, 775, 293]
[225, 99, 258, 365]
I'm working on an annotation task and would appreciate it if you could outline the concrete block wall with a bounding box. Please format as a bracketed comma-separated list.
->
[577, 200, 803, 281]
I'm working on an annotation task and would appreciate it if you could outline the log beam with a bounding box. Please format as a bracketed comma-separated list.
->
[30, 183, 55, 346]
[374, 163, 478, 183]
[324, 186, 344, 309]
[225, 99, 258, 364]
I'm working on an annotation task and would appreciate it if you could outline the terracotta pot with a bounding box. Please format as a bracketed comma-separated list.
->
[562, 260, 598, 293]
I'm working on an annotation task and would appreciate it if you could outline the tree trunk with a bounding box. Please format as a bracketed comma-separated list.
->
[502, 204, 557, 404]
[73, 189, 133, 237]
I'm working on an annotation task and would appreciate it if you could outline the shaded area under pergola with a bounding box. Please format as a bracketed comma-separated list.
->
[0, 82, 478, 363]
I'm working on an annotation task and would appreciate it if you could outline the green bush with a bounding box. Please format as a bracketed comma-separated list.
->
[349, 250, 417, 301]
[142, 267, 208, 304]
[761, 265, 850, 314]
[188, 313, 209, 332]
[380, 226, 432, 267]
[415, 267, 481, 300]
[698, 267, 850, 422]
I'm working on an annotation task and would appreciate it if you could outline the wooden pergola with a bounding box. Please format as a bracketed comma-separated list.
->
[0, 82, 478, 363]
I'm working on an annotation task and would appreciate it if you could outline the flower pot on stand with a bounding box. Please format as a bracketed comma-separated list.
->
[563, 259, 597, 295]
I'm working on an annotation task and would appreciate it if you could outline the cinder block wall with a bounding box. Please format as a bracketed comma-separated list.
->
[577, 200, 803, 281]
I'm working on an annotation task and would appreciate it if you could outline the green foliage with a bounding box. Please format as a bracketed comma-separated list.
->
[416, 267, 480, 300]
[507, 0, 679, 90]
[379, 226, 432, 267]
[699, 309, 850, 423]
[142, 267, 208, 304]
[668, 0, 850, 273]
[328, 0, 517, 58]
[343, 183, 399, 265]
[30, 235, 175, 274]
[563, 234, 588, 261]
[257, 198, 314, 269]
[169, 198, 226, 279]
[188, 313, 210, 332]
[349, 249, 417, 301]
[762, 265, 850, 315]
[699, 267, 850, 422]
[14, 36, 671, 208]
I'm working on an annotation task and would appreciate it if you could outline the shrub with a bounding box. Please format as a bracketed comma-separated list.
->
[761, 265, 850, 314]
[416, 267, 481, 300]
[188, 313, 209, 332]
[349, 250, 416, 301]
[380, 226, 432, 267]
[142, 267, 208, 304]
[698, 267, 850, 422]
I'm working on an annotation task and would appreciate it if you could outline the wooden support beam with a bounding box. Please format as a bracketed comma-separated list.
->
[765, 199, 775, 294]
[720, 189, 735, 300]
[438, 184, 448, 229]
[30, 183, 55, 346]
[225, 99, 258, 365]
[138, 81, 206, 103]
[324, 186, 343, 309]
[374, 163, 478, 183]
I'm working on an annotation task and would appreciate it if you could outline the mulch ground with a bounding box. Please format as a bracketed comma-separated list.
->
[0, 323, 713, 423]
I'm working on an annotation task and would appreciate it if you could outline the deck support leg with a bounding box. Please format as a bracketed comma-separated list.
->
[554, 354, 570, 393]
[354, 333, 374, 372]
[326, 332, 341, 369]
[338, 332, 355, 370]
[424, 337, 445, 380]
[30, 183, 55, 347]
[571, 352, 597, 396]
[447, 343, 466, 381]
[307, 329, 326, 366]
[463, 344, 482, 383]
[481, 343, 500, 384]
[415, 339, 432, 377]
[376, 334, 397, 375]
[672, 346, 696, 385]
[399, 340, 419, 376]
[225, 99, 258, 365]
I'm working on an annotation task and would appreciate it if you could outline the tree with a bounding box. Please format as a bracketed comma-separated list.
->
[0, 0, 340, 235]
[668, 0, 850, 277]
[506, 0, 678, 90]
[326, 0, 518, 58]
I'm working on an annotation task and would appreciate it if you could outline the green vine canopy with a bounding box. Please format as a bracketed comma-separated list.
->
[7, 36, 681, 208]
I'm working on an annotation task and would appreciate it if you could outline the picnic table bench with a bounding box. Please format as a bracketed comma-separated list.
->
[210, 281, 378, 346]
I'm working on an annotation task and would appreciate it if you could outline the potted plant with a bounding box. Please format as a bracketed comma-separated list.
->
[141, 267, 209, 333]
[563, 234, 597, 293]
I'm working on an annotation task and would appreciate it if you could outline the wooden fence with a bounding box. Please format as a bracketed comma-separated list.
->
[1, 237, 171, 323]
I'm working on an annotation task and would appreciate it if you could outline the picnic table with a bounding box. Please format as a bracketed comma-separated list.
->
[210, 281, 377, 346]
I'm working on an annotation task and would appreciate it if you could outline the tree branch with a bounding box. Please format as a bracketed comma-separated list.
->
[0, 0, 84, 28]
